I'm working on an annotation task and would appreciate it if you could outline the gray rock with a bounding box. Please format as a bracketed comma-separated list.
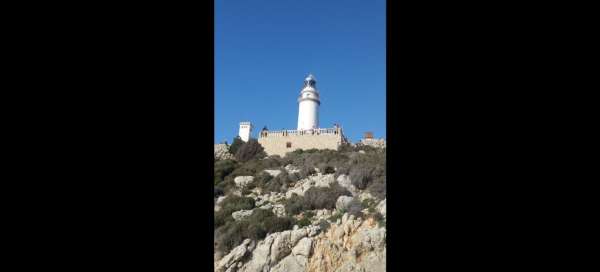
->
[291, 237, 312, 257]
[270, 230, 291, 264]
[215, 239, 252, 272]
[377, 199, 386, 217]
[336, 196, 354, 212]
[234, 176, 254, 188]
[290, 227, 307, 245]
[239, 234, 275, 272]
[232, 210, 253, 221]
[270, 254, 306, 272]
[336, 174, 359, 196]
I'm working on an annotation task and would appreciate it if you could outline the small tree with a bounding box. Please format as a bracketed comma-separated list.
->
[235, 138, 266, 162]
[229, 136, 244, 155]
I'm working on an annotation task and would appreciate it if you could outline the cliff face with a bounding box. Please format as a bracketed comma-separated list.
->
[215, 212, 386, 272]
[214, 147, 386, 272]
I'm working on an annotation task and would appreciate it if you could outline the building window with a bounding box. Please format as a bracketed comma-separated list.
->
[286, 142, 292, 148]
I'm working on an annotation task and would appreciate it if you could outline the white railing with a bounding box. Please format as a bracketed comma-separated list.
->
[260, 127, 341, 137]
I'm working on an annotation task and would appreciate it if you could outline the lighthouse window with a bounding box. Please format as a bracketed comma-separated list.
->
[286, 142, 292, 148]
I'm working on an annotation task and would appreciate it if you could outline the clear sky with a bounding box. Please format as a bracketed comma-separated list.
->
[215, 0, 385, 144]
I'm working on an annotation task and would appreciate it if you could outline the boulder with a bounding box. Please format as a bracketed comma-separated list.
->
[292, 237, 312, 257]
[234, 176, 254, 188]
[336, 196, 354, 212]
[232, 210, 253, 221]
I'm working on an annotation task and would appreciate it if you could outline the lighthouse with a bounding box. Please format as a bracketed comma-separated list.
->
[297, 74, 320, 130]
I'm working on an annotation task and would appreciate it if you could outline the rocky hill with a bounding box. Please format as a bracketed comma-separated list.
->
[214, 143, 386, 272]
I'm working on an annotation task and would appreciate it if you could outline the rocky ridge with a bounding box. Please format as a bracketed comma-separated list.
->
[215, 164, 386, 272]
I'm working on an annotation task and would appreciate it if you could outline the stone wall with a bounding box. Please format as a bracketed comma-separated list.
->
[359, 138, 386, 149]
[258, 133, 344, 157]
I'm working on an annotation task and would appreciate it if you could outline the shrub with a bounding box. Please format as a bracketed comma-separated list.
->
[235, 139, 266, 162]
[318, 219, 331, 232]
[367, 176, 386, 200]
[214, 195, 255, 228]
[349, 166, 373, 190]
[297, 217, 311, 228]
[328, 211, 343, 222]
[215, 209, 297, 254]
[214, 187, 224, 198]
[304, 210, 315, 219]
[214, 159, 237, 184]
[228, 136, 244, 155]
[284, 193, 305, 216]
[303, 183, 351, 210]
[371, 212, 385, 227]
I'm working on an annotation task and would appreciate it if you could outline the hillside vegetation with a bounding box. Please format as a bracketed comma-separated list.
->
[213, 140, 386, 272]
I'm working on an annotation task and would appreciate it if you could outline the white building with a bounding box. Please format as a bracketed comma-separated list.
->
[297, 74, 320, 130]
[238, 122, 252, 142]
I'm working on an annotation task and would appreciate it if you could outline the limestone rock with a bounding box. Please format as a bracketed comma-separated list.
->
[234, 176, 254, 188]
[263, 169, 282, 177]
[270, 230, 292, 264]
[271, 204, 286, 217]
[232, 209, 253, 221]
[290, 227, 308, 245]
[215, 239, 252, 272]
[377, 198, 386, 217]
[292, 237, 312, 257]
[270, 254, 306, 272]
[336, 195, 354, 212]
[214, 144, 234, 160]
[239, 234, 275, 272]
[336, 174, 359, 196]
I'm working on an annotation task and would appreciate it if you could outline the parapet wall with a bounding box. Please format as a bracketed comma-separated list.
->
[258, 128, 346, 157]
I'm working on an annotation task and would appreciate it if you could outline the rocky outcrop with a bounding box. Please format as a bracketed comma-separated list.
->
[215, 144, 234, 160]
[232, 209, 253, 221]
[336, 174, 359, 196]
[234, 176, 254, 188]
[336, 195, 354, 212]
[285, 173, 336, 198]
[358, 138, 386, 149]
[217, 213, 385, 272]
[215, 239, 254, 272]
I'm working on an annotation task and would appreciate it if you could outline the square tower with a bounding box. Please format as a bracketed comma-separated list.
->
[239, 122, 253, 142]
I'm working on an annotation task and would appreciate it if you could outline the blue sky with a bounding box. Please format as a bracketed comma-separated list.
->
[215, 0, 385, 143]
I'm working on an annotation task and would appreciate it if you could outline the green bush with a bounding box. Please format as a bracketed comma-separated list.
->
[297, 217, 311, 228]
[214, 195, 255, 228]
[228, 136, 244, 155]
[214, 159, 237, 184]
[235, 139, 266, 162]
[284, 193, 305, 216]
[303, 183, 351, 210]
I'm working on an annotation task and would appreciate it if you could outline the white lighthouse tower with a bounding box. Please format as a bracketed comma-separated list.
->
[297, 74, 320, 130]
